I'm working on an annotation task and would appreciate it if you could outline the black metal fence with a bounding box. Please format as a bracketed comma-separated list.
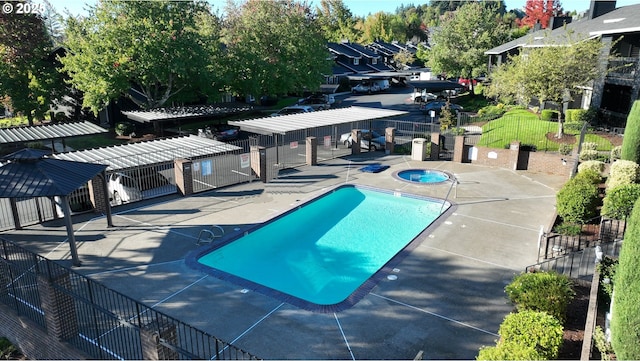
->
[527, 239, 623, 282]
[0, 237, 258, 360]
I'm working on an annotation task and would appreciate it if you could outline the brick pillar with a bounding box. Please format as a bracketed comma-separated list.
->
[88, 174, 108, 213]
[9, 198, 21, 229]
[453, 135, 466, 163]
[385, 127, 395, 155]
[37, 271, 78, 341]
[174, 159, 193, 196]
[351, 129, 361, 155]
[140, 320, 179, 360]
[510, 141, 521, 170]
[306, 136, 317, 166]
[0, 262, 9, 300]
[430, 132, 440, 161]
[250, 145, 267, 183]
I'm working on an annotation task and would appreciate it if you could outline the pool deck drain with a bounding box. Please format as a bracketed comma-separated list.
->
[1, 156, 569, 360]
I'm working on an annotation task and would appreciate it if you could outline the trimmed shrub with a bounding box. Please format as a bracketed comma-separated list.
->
[601, 183, 640, 220]
[559, 143, 573, 156]
[505, 271, 575, 323]
[498, 311, 563, 360]
[606, 159, 640, 190]
[610, 145, 622, 162]
[541, 109, 559, 121]
[620, 100, 640, 163]
[477, 341, 544, 360]
[610, 196, 640, 360]
[552, 221, 582, 236]
[582, 142, 599, 151]
[579, 149, 599, 161]
[556, 170, 602, 224]
[578, 160, 605, 175]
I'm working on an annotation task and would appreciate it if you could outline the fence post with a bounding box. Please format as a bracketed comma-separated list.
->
[385, 127, 395, 155]
[174, 159, 193, 196]
[305, 136, 317, 166]
[37, 270, 79, 341]
[140, 320, 179, 360]
[351, 129, 361, 155]
[452, 135, 466, 163]
[430, 132, 440, 160]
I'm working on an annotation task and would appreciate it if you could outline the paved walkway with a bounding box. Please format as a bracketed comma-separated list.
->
[1, 154, 567, 359]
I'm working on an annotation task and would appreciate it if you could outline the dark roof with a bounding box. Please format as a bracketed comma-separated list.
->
[331, 63, 355, 76]
[341, 42, 380, 58]
[336, 61, 374, 74]
[0, 150, 107, 198]
[327, 42, 362, 58]
[0, 121, 108, 145]
[486, 4, 640, 55]
[367, 62, 395, 72]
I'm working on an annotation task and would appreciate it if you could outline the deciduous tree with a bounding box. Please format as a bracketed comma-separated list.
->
[486, 33, 605, 136]
[422, 1, 510, 94]
[518, 0, 563, 29]
[316, 0, 360, 42]
[61, 0, 221, 112]
[222, 0, 332, 100]
[0, 0, 59, 125]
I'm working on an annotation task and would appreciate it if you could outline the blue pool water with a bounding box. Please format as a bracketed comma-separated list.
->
[396, 169, 450, 184]
[191, 185, 450, 311]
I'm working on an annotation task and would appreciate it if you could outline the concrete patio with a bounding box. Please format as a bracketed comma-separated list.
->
[1, 154, 568, 359]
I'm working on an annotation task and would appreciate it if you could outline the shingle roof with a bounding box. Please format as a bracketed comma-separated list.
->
[486, 4, 640, 54]
[0, 121, 107, 145]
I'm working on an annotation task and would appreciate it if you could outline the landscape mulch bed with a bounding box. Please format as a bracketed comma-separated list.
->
[558, 282, 591, 359]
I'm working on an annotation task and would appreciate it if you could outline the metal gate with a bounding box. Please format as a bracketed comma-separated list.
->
[107, 162, 177, 207]
[191, 139, 257, 193]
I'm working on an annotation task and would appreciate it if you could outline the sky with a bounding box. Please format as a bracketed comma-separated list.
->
[39, 0, 640, 18]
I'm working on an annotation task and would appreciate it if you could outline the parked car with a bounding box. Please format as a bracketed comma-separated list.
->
[297, 97, 330, 110]
[339, 129, 386, 151]
[411, 90, 439, 103]
[108, 173, 143, 205]
[108, 170, 170, 205]
[300, 93, 335, 106]
[213, 127, 239, 141]
[372, 79, 390, 91]
[458, 77, 479, 90]
[420, 101, 464, 116]
[351, 82, 381, 94]
[271, 105, 314, 116]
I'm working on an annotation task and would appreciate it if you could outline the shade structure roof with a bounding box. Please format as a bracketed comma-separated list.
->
[122, 104, 253, 124]
[0, 149, 107, 198]
[51, 135, 242, 171]
[0, 121, 108, 145]
[228, 106, 408, 136]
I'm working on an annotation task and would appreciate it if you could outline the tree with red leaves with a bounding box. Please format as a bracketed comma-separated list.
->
[518, 0, 563, 29]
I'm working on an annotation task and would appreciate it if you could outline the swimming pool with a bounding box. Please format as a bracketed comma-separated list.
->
[187, 185, 452, 312]
[395, 169, 450, 184]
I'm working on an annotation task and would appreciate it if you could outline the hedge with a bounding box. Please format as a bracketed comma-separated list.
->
[504, 271, 575, 323]
[477, 311, 563, 360]
[620, 100, 640, 163]
[610, 196, 640, 360]
[540, 109, 559, 121]
[577, 160, 605, 175]
[606, 159, 640, 191]
[601, 184, 640, 220]
[556, 169, 602, 224]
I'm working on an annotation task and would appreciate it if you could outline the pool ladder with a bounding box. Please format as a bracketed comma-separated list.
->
[196, 225, 225, 246]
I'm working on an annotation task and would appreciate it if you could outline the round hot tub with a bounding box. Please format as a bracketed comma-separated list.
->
[394, 169, 450, 184]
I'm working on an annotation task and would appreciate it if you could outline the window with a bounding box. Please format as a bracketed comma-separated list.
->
[372, 58, 377, 65]
[353, 58, 359, 65]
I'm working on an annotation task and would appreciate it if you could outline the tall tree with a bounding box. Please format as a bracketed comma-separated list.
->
[0, 0, 59, 125]
[61, 0, 221, 113]
[316, 0, 360, 42]
[518, 0, 563, 29]
[222, 0, 332, 100]
[423, 1, 510, 94]
[486, 33, 605, 137]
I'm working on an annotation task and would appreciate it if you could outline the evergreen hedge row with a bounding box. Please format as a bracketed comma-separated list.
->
[610, 197, 640, 359]
[620, 100, 640, 163]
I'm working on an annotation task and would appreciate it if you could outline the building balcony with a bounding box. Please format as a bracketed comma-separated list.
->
[606, 57, 639, 80]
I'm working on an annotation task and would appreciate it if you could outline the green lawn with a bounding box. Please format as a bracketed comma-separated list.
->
[478, 109, 614, 152]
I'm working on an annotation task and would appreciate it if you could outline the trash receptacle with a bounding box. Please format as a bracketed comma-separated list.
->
[411, 138, 428, 161]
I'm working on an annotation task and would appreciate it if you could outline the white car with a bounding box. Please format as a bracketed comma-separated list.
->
[411, 90, 438, 103]
[339, 130, 386, 151]
[351, 82, 381, 94]
[108, 173, 142, 205]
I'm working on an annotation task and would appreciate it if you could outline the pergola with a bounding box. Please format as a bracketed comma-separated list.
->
[0, 149, 111, 266]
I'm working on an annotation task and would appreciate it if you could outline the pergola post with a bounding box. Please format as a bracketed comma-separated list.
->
[60, 195, 81, 267]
